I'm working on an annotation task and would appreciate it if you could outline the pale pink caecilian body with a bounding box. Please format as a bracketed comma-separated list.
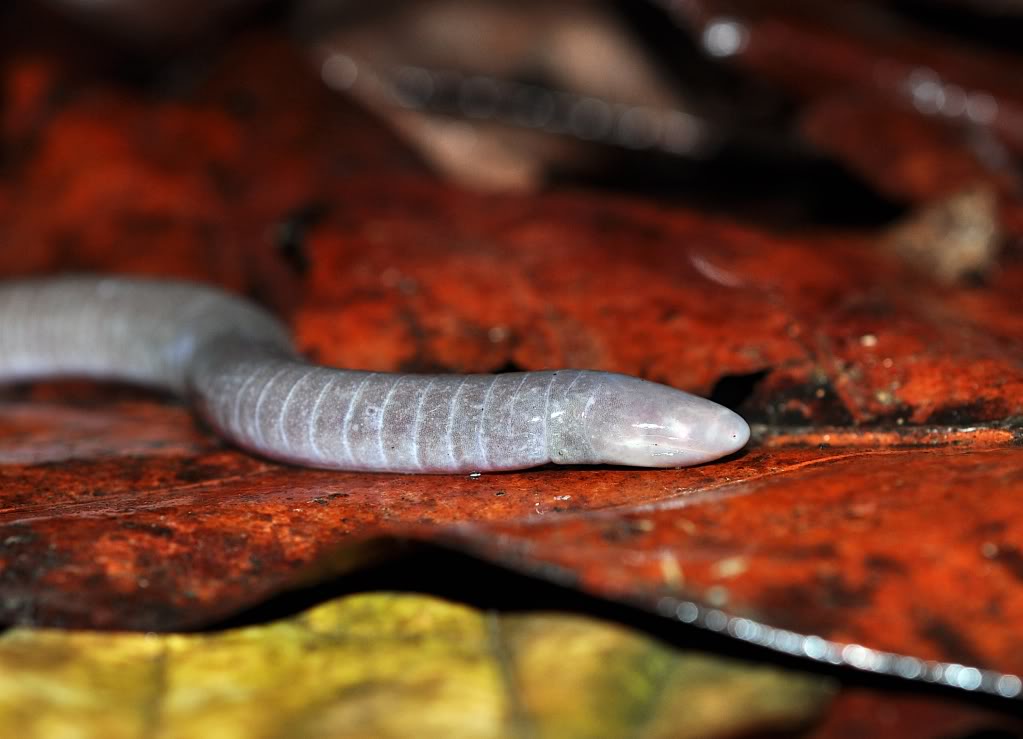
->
[0, 277, 749, 473]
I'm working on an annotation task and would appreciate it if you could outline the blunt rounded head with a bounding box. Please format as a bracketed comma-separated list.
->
[585, 374, 750, 468]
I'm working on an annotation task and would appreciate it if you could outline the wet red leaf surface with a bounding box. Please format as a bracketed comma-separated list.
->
[3, 5, 1023, 733]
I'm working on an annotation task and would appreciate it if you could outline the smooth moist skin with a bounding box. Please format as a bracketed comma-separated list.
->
[0, 276, 750, 473]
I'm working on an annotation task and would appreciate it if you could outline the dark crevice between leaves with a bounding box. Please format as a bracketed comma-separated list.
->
[709, 369, 770, 413]
[491, 360, 529, 374]
[558, 143, 909, 230]
[888, 0, 1023, 56]
[926, 399, 1011, 426]
[273, 202, 328, 276]
[756, 374, 858, 427]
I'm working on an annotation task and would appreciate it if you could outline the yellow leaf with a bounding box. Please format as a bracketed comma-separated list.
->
[0, 593, 833, 738]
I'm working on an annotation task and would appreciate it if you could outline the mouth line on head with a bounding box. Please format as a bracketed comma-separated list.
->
[641, 443, 702, 456]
